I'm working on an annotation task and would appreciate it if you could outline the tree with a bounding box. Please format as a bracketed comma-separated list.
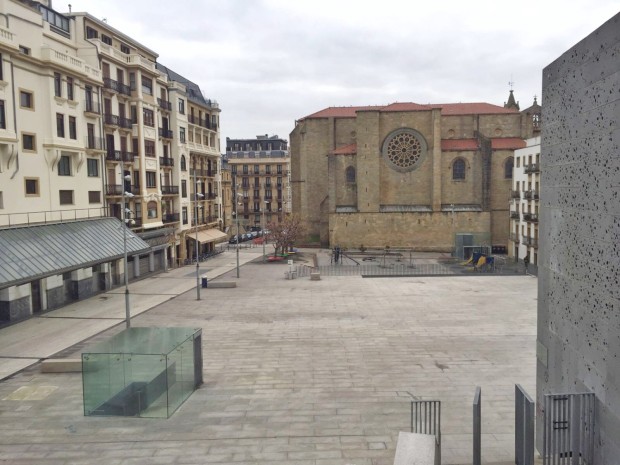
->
[267, 214, 305, 256]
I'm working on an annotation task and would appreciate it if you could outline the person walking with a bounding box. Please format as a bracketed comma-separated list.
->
[523, 252, 530, 274]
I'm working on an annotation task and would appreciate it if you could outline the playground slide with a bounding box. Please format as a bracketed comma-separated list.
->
[461, 256, 473, 266]
[476, 256, 487, 267]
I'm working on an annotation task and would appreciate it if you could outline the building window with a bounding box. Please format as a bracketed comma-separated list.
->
[180, 127, 186, 143]
[120, 43, 130, 54]
[69, 116, 77, 139]
[181, 180, 187, 198]
[20, 90, 33, 109]
[25, 178, 39, 196]
[55, 113, 65, 138]
[141, 76, 152, 95]
[276, 164, 282, 174]
[147, 201, 158, 218]
[254, 165, 259, 174]
[66, 76, 74, 100]
[146, 171, 156, 188]
[452, 158, 466, 180]
[22, 133, 35, 151]
[101, 34, 112, 45]
[0, 191, 3, 209]
[505, 157, 514, 179]
[181, 155, 187, 171]
[58, 155, 71, 176]
[345, 166, 356, 183]
[144, 140, 155, 157]
[86, 26, 98, 39]
[266, 165, 271, 175]
[182, 207, 188, 224]
[87, 158, 99, 177]
[242, 165, 248, 174]
[0, 53, 3, 81]
[19, 45, 30, 55]
[0, 100, 5, 129]
[88, 191, 101, 203]
[59, 190, 74, 205]
[178, 98, 185, 114]
[143, 108, 154, 127]
[54, 73, 62, 97]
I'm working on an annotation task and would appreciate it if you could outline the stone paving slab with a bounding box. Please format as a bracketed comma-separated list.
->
[0, 253, 537, 464]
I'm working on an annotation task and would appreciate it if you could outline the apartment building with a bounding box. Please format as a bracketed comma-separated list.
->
[225, 135, 291, 231]
[509, 136, 540, 271]
[0, 0, 221, 323]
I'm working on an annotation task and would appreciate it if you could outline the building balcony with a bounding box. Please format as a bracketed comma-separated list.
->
[104, 114, 120, 127]
[84, 100, 101, 115]
[523, 213, 539, 223]
[105, 184, 123, 196]
[85, 136, 105, 151]
[205, 193, 217, 200]
[119, 117, 133, 130]
[159, 128, 173, 139]
[510, 211, 519, 219]
[524, 163, 540, 174]
[159, 157, 174, 167]
[510, 190, 521, 199]
[157, 98, 172, 111]
[161, 185, 179, 195]
[106, 150, 136, 163]
[509, 232, 519, 242]
[103, 77, 131, 96]
[162, 213, 180, 224]
[523, 190, 539, 200]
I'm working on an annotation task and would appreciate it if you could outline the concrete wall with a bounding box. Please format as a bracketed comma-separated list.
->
[537, 13, 620, 461]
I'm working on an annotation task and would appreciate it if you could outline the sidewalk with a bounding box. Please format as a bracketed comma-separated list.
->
[0, 247, 264, 381]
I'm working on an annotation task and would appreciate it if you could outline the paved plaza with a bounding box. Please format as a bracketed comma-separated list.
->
[0, 249, 537, 464]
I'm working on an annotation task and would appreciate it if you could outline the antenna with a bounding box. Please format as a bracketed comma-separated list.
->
[508, 75, 515, 91]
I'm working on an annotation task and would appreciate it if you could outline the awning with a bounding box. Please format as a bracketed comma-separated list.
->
[190, 229, 227, 244]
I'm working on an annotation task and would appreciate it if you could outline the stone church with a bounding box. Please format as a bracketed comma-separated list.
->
[290, 93, 540, 251]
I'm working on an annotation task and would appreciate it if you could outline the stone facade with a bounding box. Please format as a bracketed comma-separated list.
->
[537, 13, 620, 461]
[291, 101, 539, 250]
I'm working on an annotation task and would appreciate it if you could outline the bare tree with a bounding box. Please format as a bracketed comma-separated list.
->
[267, 214, 305, 256]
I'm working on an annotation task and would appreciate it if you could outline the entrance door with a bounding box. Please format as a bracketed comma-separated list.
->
[31, 281, 41, 313]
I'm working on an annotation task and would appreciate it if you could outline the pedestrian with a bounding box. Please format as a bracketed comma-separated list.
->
[523, 252, 530, 274]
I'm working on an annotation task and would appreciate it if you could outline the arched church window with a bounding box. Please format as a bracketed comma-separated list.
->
[452, 158, 466, 180]
[345, 166, 356, 183]
[505, 157, 514, 179]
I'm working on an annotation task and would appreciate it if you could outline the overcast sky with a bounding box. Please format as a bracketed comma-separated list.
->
[67, 1, 618, 146]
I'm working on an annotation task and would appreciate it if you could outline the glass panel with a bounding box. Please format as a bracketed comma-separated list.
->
[82, 327, 201, 418]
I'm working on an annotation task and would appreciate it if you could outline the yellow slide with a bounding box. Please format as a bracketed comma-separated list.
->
[476, 256, 487, 268]
[461, 256, 473, 266]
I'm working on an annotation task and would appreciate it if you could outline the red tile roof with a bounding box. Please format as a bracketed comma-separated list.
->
[300, 102, 519, 120]
[491, 138, 527, 150]
[441, 139, 478, 151]
[332, 143, 357, 155]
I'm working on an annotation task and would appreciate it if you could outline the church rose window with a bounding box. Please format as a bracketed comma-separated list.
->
[381, 128, 427, 172]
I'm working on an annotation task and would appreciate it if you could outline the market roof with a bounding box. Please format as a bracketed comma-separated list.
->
[0, 218, 150, 289]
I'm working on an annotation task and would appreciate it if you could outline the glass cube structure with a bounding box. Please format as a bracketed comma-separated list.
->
[82, 327, 202, 418]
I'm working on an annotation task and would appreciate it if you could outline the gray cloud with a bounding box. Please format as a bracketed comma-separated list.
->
[69, 0, 619, 143]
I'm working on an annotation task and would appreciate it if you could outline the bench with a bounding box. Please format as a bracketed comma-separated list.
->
[310, 272, 321, 281]
[207, 281, 237, 288]
[41, 358, 82, 373]
[393, 432, 438, 465]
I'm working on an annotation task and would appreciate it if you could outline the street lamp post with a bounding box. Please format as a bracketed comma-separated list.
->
[194, 175, 204, 300]
[262, 200, 270, 262]
[121, 174, 134, 328]
[233, 174, 241, 278]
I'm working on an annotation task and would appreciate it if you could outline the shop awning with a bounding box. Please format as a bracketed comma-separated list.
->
[190, 229, 227, 244]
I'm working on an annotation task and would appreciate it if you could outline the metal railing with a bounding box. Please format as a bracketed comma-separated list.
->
[0, 207, 108, 228]
[524, 163, 540, 174]
[159, 157, 174, 167]
[159, 127, 173, 139]
[511, 190, 521, 199]
[523, 190, 539, 200]
[510, 211, 520, 219]
[515, 384, 535, 465]
[543, 392, 595, 465]
[157, 97, 172, 111]
[162, 213, 179, 223]
[473, 387, 481, 465]
[510, 232, 520, 242]
[103, 77, 131, 96]
[84, 100, 101, 114]
[105, 184, 124, 195]
[523, 213, 539, 223]
[161, 185, 179, 195]
[411, 400, 441, 465]
[105, 150, 136, 163]
[85, 136, 105, 150]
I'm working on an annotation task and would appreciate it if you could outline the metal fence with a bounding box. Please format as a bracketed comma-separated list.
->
[473, 387, 481, 465]
[515, 384, 535, 465]
[411, 400, 441, 464]
[543, 392, 595, 465]
[295, 264, 458, 278]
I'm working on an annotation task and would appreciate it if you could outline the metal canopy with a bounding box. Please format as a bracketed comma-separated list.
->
[0, 218, 151, 289]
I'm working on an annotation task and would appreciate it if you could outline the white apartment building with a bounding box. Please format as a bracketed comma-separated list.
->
[509, 136, 540, 271]
[0, 0, 222, 323]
